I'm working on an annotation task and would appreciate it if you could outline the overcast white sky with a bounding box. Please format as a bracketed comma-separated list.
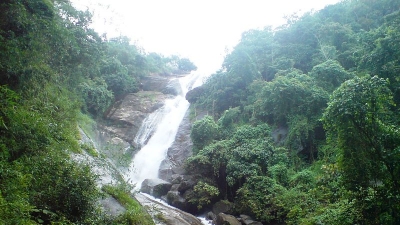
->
[71, 0, 341, 74]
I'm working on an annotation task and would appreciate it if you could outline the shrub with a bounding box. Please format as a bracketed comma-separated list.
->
[191, 116, 220, 151]
[188, 181, 220, 210]
[27, 153, 100, 223]
[79, 78, 113, 115]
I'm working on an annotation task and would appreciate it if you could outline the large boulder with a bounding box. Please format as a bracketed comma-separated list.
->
[158, 159, 175, 181]
[165, 181, 197, 213]
[239, 215, 263, 225]
[212, 200, 234, 215]
[140, 178, 172, 198]
[166, 191, 189, 210]
[216, 213, 241, 225]
[135, 193, 204, 225]
[206, 211, 217, 221]
[162, 78, 182, 96]
[185, 86, 205, 103]
[177, 179, 196, 193]
[99, 196, 126, 217]
[170, 175, 196, 191]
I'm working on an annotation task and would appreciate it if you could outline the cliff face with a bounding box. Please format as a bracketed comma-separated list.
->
[102, 91, 168, 146]
[159, 109, 193, 181]
[93, 75, 175, 168]
[99, 74, 184, 147]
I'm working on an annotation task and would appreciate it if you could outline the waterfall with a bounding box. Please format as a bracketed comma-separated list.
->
[133, 107, 164, 149]
[125, 73, 203, 189]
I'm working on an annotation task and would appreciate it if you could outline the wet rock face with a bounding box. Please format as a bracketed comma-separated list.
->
[239, 214, 263, 225]
[101, 91, 168, 146]
[97, 75, 185, 168]
[141, 178, 172, 198]
[135, 193, 204, 225]
[93, 91, 169, 168]
[216, 213, 242, 225]
[163, 175, 198, 213]
[158, 169, 199, 213]
[206, 212, 217, 221]
[99, 196, 126, 217]
[166, 190, 188, 210]
[163, 78, 182, 96]
[142, 75, 170, 92]
[157, 108, 211, 214]
[212, 200, 234, 216]
[159, 110, 193, 181]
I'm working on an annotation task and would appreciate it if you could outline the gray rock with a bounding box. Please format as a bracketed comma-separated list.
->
[166, 190, 197, 213]
[163, 78, 182, 96]
[170, 174, 185, 184]
[160, 194, 168, 203]
[98, 196, 126, 217]
[170, 184, 181, 192]
[102, 91, 168, 146]
[216, 213, 241, 225]
[206, 211, 217, 221]
[159, 158, 175, 181]
[177, 179, 196, 193]
[94, 91, 170, 168]
[182, 188, 194, 199]
[142, 75, 170, 92]
[166, 191, 187, 209]
[212, 200, 234, 215]
[159, 110, 194, 181]
[240, 214, 263, 225]
[140, 178, 172, 198]
[239, 214, 251, 221]
[135, 193, 203, 225]
[166, 174, 196, 193]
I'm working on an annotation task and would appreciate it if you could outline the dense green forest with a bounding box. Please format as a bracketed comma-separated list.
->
[0, 0, 196, 224]
[186, 0, 400, 224]
[2, 0, 400, 224]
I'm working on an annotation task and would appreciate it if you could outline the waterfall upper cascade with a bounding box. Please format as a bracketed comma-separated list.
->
[125, 72, 203, 189]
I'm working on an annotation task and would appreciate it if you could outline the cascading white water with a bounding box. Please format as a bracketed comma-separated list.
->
[133, 107, 164, 149]
[125, 72, 203, 189]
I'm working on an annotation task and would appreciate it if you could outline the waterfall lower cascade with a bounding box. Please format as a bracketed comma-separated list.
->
[125, 73, 203, 189]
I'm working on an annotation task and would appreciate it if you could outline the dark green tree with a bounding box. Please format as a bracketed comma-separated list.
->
[101, 58, 137, 98]
[190, 115, 220, 151]
[323, 75, 400, 224]
[309, 60, 354, 92]
[79, 78, 113, 115]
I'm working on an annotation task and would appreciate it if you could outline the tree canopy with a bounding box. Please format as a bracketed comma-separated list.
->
[2, 0, 400, 224]
[0, 0, 196, 224]
[186, 0, 400, 224]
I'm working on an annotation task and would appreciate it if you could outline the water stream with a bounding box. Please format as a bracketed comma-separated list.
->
[125, 72, 203, 189]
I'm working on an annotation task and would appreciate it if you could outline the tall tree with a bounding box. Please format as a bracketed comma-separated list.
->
[323, 75, 400, 224]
